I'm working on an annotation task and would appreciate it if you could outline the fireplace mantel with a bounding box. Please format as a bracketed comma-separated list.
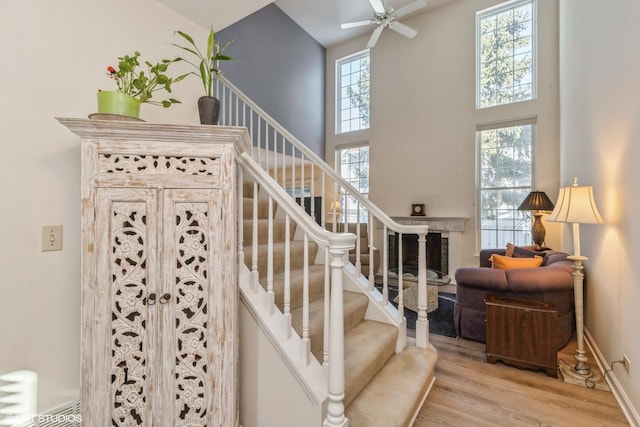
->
[390, 216, 468, 232]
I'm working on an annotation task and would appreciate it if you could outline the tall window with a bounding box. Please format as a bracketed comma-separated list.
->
[477, 0, 536, 108]
[478, 122, 533, 249]
[336, 144, 369, 222]
[337, 51, 370, 134]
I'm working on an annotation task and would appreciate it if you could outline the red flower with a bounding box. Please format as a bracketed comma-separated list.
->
[107, 66, 120, 82]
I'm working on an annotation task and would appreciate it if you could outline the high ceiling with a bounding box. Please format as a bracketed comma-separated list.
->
[275, 0, 454, 47]
[158, 0, 454, 48]
[157, 0, 273, 33]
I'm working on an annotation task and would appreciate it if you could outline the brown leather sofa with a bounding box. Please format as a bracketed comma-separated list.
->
[454, 249, 575, 350]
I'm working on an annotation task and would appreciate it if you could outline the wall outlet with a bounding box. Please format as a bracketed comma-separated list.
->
[623, 354, 631, 374]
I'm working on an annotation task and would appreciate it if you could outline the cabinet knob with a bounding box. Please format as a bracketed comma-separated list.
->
[159, 293, 172, 304]
[148, 293, 157, 306]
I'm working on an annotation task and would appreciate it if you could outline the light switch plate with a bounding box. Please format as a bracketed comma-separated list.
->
[42, 225, 63, 251]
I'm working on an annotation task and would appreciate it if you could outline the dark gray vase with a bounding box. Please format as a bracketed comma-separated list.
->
[198, 96, 220, 125]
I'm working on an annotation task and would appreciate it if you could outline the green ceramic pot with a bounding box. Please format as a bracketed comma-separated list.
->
[97, 91, 141, 118]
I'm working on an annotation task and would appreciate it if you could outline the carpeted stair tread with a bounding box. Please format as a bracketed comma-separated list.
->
[291, 291, 369, 361]
[243, 218, 296, 245]
[264, 264, 326, 312]
[345, 345, 437, 427]
[244, 240, 319, 276]
[343, 320, 398, 408]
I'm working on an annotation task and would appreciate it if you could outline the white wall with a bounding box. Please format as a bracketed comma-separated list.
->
[325, 0, 561, 266]
[0, 0, 208, 413]
[560, 0, 640, 420]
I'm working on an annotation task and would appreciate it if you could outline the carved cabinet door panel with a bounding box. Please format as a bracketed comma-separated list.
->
[89, 186, 234, 427]
[159, 188, 229, 426]
[91, 187, 160, 427]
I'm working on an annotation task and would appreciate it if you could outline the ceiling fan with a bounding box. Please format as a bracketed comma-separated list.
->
[341, 0, 428, 48]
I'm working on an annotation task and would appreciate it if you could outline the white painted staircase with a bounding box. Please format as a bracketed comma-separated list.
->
[241, 182, 436, 426]
[223, 76, 439, 426]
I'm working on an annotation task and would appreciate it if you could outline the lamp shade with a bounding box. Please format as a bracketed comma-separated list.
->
[517, 191, 555, 212]
[547, 179, 603, 224]
[328, 200, 342, 213]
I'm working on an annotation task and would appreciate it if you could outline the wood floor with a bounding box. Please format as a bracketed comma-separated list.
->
[414, 334, 629, 426]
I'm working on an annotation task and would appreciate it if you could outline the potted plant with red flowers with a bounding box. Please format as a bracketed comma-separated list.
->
[97, 51, 188, 119]
[172, 27, 234, 125]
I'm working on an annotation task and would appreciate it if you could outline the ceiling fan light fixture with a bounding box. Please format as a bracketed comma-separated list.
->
[340, 0, 427, 48]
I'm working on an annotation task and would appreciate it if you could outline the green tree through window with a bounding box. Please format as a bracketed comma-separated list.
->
[337, 145, 369, 222]
[477, 0, 535, 108]
[337, 51, 370, 133]
[478, 124, 533, 249]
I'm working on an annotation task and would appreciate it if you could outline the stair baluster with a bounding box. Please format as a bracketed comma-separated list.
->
[251, 182, 259, 293]
[367, 218, 376, 290]
[265, 195, 275, 315]
[416, 231, 429, 348]
[283, 214, 292, 339]
[354, 203, 362, 275]
[323, 250, 331, 373]
[301, 234, 311, 366]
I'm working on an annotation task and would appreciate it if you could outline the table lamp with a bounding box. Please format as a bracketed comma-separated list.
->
[547, 177, 604, 388]
[517, 191, 555, 247]
[327, 199, 343, 230]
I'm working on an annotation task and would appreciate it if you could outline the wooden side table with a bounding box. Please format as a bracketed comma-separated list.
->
[485, 295, 558, 378]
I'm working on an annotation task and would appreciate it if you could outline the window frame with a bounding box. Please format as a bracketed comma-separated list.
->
[476, 118, 536, 251]
[335, 142, 370, 223]
[336, 50, 371, 134]
[476, 0, 537, 109]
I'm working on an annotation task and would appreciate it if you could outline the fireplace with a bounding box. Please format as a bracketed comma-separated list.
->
[383, 216, 468, 283]
[388, 233, 448, 274]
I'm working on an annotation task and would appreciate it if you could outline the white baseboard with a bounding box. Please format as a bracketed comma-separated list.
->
[585, 328, 640, 427]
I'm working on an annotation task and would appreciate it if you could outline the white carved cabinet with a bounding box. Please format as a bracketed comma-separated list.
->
[58, 119, 246, 427]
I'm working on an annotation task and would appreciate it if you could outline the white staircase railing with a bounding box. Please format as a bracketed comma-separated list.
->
[218, 75, 432, 425]
[236, 143, 354, 426]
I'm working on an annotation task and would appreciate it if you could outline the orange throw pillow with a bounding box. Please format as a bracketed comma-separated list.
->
[490, 253, 543, 270]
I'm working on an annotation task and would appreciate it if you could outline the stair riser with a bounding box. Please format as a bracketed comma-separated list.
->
[244, 241, 319, 276]
[268, 268, 326, 313]
[343, 322, 398, 408]
[301, 294, 369, 362]
[242, 219, 296, 245]
[242, 197, 273, 220]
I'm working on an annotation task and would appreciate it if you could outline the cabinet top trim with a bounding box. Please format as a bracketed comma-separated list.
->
[56, 117, 251, 153]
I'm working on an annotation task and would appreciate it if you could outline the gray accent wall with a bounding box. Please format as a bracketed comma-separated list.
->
[218, 4, 326, 157]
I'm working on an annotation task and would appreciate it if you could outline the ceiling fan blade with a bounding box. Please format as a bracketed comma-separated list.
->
[389, 21, 418, 39]
[341, 20, 374, 29]
[369, 0, 386, 15]
[367, 26, 384, 48]
[394, 0, 427, 18]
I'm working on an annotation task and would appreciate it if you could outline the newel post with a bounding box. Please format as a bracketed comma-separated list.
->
[416, 231, 429, 348]
[323, 232, 355, 427]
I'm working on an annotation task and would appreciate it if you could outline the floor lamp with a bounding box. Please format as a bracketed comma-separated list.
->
[546, 178, 604, 388]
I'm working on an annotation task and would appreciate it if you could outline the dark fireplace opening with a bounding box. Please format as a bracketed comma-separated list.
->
[388, 233, 448, 274]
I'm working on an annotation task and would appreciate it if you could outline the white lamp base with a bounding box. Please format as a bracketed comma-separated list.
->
[560, 363, 608, 391]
